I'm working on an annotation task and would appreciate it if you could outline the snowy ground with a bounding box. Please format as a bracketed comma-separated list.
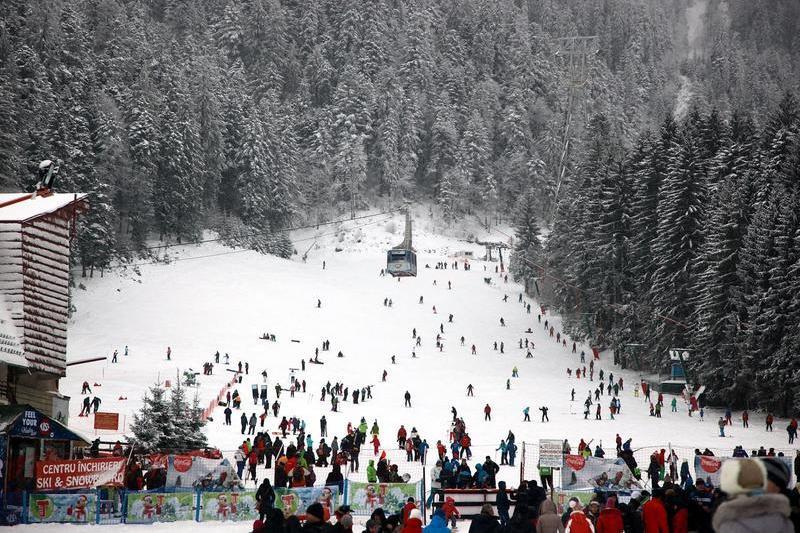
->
[60, 207, 797, 494]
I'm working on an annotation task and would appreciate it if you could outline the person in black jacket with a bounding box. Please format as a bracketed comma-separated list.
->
[303, 503, 331, 533]
[469, 504, 500, 533]
[496, 481, 510, 527]
[325, 464, 344, 494]
[256, 479, 276, 521]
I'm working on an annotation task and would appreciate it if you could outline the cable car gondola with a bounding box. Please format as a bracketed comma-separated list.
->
[387, 211, 417, 277]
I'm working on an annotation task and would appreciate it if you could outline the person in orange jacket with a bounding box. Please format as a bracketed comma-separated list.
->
[595, 496, 623, 533]
[641, 489, 669, 533]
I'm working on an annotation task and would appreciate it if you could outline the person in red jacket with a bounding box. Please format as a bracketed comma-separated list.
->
[595, 496, 623, 533]
[402, 508, 423, 533]
[565, 501, 594, 533]
[371, 434, 380, 455]
[397, 425, 407, 448]
[401, 497, 417, 524]
[668, 494, 689, 533]
[641, 489, 669, 533]
[484, 404, 492, 421]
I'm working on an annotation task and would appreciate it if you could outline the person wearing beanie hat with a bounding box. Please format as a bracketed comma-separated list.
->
[401, 509, 423, 533]
[762, 457, 791, 492]
[564, 500, 594, 533]
[713, 458, 793, 532]
[594, 496, 623, 533]
[304, 502, 331, 533]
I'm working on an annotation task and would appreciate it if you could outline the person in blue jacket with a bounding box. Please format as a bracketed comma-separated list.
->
[423, 509, 451, 533]
[496, 440, 508, 465]
[495, 481, 510, 527]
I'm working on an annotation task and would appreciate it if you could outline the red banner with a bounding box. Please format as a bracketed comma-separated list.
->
[35, 457, 126, 491]
[93, 412, 119, 431]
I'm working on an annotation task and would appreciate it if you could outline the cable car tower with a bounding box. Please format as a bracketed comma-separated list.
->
[386, 210, 417, 277]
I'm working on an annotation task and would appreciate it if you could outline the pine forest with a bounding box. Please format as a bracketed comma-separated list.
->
[1, 0, 800, 413]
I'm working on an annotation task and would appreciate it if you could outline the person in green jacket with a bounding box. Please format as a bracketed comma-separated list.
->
[367, 460, 378, 482]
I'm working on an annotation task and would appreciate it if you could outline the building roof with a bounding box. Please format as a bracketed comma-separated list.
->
[0, 404, 90, 443]
[0, 292, 28, 369]
[0, 192, 88, 223]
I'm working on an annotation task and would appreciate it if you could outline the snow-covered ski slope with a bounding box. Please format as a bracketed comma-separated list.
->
[62, 208, 796, 474]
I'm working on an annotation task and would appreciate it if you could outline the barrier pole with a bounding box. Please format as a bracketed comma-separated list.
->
[195, 490, 201, 522]
[520, 441, 526, 486]
[421, 474, 427, 524]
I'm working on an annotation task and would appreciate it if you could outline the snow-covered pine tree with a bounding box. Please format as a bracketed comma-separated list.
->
[647, 126, 707, 368]
[129, 384, 172, 452]
[510, 190, 542, 285]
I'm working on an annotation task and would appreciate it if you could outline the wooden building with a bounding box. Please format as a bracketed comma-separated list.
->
[0, 191, 87, 418]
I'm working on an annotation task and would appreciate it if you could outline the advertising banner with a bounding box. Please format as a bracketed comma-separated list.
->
[347, 481, 419, 515]
[553, 490, 595, 514]
[200, 491, 258, 522]
[562, 455, 642, 491]
[275, 486, 339, 518]
[539, 439, 564, 468]
[165, 455, 243, 489]
[693, 456, 794, 488]
[27, 492, 97, 523]
[35, 457, 126, 491]
[125, 492, 195, 523]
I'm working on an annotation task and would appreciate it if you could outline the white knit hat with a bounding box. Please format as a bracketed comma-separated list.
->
[409, 509, 422, 521]
[720, 458, 766, 496]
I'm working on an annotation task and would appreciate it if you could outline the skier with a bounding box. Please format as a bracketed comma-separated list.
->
[506, 379, 510, 390]
[718, 417, 727, 437]
[523, 407, 530, 422]
[166, 346, 171, 360]
[112, 349, 118, 363]
[540, 406, 549, 422]
[512, 366, 518, 378]
[91, 396, 101, 414]
[500, 317, 505, 327]
[224, 406, 232, 425]
[81, 381, 91, 395]
[248, 413, 257, 435]
[467, 384, 474, 396]
[240, 413, 248, 434]
[497, 440, 508, 465]
[404, 391, 411, 407]
[484, 404, 492, 421]
[320, 415, 327, 437]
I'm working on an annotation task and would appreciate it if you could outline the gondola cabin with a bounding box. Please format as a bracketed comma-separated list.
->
[387, 249, 417, 277]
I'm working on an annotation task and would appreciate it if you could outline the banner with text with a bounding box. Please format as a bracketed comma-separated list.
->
[275, 486, 340, 518]
[27, 492, 97, 524]
[200, 491, 258, 522]
[125, 492, 195, 523]
[347, 481, 419, 516]
[539, 439, 564, 468]
[562, 455, 642, 491]
[35, 458, 126, 491]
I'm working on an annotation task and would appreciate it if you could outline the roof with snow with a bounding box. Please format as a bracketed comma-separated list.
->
[0, 192, 88, 223]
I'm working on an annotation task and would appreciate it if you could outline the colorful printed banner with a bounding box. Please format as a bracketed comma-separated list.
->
[275, 486, 339, 518]
[125, 492, 195, 523]
[165, 455, 243, 490]
[693, 456, 794, 488]
[35, 457, 126, 490]
[562, 455, 642, 491]
[200, 491, 258, 522]
[27, 492, 97, 523]
[347, 481, 419, 515]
